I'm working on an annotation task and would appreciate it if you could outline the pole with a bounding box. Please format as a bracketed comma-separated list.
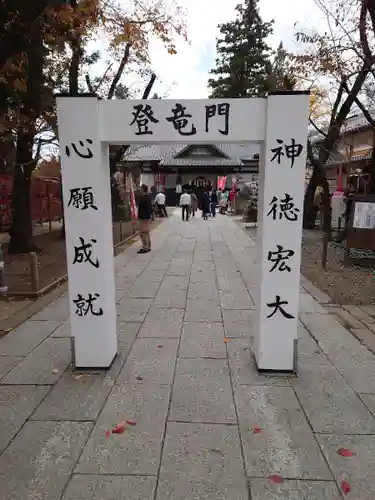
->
[0, 244, 7, 293]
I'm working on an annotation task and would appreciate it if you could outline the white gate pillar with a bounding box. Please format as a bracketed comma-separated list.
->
[254, 91, 310, 373]
[57, 95, 117, 369]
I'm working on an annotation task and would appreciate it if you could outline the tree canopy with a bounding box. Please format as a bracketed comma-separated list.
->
[0, 0, 186, 252]
[208, 0, 273, 97]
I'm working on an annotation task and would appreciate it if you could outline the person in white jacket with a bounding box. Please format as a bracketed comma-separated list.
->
[180, 190, 191, 221]
[155, 191, 168, 218]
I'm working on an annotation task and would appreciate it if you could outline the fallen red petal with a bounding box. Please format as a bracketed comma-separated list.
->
[338, 448, 354, 457]
[105, 430, 111, 438]
[112, 423, 126, 434]
[126, 419, 137, 426]
[157, 344, 164, 348]
[341, 480, 351, 495]
[269, 475, 283, 484]
[253, 426, 262, 434]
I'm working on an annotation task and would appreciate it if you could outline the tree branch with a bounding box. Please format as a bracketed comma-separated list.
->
[85, 74, 94, 93]
[309, 117, 327, 137]
[107, 43, 132, 99]
[360, 0, 372, 62]
[319, 63, 370, 167]
[342, 79, 375, 128]
[142, 72, 157, 98]
[329, 77, 345, 128]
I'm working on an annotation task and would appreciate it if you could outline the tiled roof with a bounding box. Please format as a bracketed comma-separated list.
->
[123, 143, 260, 166]
[309, 107, 375, 144]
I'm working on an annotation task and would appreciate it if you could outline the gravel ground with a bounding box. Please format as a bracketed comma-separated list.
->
[242, 224, 375, 305]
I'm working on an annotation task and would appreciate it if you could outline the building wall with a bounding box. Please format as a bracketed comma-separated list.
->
[337, 128, 374, 158]
[140, 173, 154, 188]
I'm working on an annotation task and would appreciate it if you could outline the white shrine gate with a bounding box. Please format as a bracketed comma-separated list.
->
[56, 91, 310, 373]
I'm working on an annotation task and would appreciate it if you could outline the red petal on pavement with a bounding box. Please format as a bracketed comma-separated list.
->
[126, 419, 137, 426]
[157, 344, 164, 348]
[253, 426, 262, 434]
[269, 475, 284, 484]
[112, 423, 126, 434]
[341, 480, 351, 495]
[105, 430, 111, 438]
[338, 448, 354, 457]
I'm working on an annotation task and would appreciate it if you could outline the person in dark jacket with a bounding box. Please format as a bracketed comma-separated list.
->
[210, 188, 218, 217]
[137, 184, 153, 253]
[201, 192, 210, 220]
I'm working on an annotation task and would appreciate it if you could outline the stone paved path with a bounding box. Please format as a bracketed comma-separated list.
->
[1, 210, 375, 499]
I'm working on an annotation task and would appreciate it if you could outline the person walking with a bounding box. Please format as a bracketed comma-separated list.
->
[210, 188, 218, 217]
[201, 191, 210, 220]
[154, 190, 168, 217]
[137, 184, 153, 253]
[190, 191, 198, 217]
[180, 189, 191, 221]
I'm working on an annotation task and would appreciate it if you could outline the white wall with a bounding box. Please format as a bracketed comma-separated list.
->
[140, 173, 154, 188]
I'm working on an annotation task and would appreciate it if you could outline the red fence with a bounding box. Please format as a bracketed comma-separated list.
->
[0, 175, 63, 232]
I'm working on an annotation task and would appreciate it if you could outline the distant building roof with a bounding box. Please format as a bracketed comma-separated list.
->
[309, 107, 375, 144]
[123, 143, 260, 167]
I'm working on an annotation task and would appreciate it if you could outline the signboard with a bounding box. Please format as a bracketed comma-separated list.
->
[353, 201, 375, 229]
[346, 195, 375, 266]
[99, 98, 267, 144]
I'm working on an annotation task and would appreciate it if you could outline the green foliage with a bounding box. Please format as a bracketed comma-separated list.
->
[208, 0, 273, 97]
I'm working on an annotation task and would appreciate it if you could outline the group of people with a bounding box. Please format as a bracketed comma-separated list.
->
[179, 188, 220, 221]
[135, 184, 234, 254]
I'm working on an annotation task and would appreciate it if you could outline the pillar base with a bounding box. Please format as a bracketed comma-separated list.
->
[253, 339, 298, 377]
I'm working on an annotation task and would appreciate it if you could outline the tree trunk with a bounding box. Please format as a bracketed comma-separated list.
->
[8, 132, 37, 253]
[8, 17, 44, 253]
[303, 169, 320, 228]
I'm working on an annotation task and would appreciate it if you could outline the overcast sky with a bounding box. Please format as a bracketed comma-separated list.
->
[148, 0, 322, 98]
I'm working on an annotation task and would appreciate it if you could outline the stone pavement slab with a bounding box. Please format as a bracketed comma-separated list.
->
[179, 322, 226, 358]
[50, 319, 71, 337]
[0, 356, 24, 380]
[249, 480, 342, 500]
[235, 385, 331, 479]
[76, 383, 170, 475]
[227, 338, 290, 386]
[0, 420, 92, 500]
[153, 288, 187, 308]
[160, 422, 245, 478]
[116, 298, 152, 322]
[117, 338, 178, 384]
[156, 474, 249, 500]
[291, 365, 375, 433]
[31, 370, 114, 421]
[1, 337, 71, 385]
[222, 309, 255, 338]
[184, 298, 222, 322]
[62, 475, 157, 500]
[170, 358, 236, 423]
[0, 320, 61, 356]
[0, 385, 50, 453]
[359, 393, 375, 417]
[30, 296, 69, 322]
[317, 434, 375, 500]
[138, 307, 184, 338]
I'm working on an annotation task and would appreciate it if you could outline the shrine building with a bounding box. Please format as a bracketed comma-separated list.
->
[122, 142, 260, 204]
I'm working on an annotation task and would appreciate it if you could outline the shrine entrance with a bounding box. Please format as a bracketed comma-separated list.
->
[56, 91, 310, 373]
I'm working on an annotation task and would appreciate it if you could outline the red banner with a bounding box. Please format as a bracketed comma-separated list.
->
[217, 176, 227, 191]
